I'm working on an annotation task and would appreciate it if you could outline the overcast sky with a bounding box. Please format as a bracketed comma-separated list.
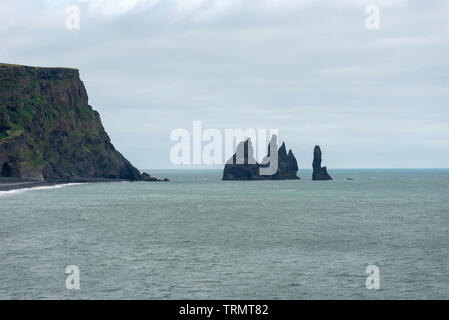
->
[1, 0, 448, 169]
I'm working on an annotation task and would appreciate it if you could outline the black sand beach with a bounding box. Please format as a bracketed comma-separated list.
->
[0, 177, 133, 192]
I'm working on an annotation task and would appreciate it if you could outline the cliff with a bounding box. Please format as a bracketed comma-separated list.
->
[0, 63, 141, 181]
[312, 145, 332, 181]
[222, 136, 299, 180]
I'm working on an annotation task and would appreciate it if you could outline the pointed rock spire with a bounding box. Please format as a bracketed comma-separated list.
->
[312, 145, 332, 181]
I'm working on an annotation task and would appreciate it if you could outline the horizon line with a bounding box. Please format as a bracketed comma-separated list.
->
[141, 167, 449, 170]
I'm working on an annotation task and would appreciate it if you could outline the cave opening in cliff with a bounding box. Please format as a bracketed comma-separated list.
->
[1, 162, 12, 177]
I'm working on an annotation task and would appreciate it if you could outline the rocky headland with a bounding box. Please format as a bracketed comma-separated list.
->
[0, 63, 166, 189]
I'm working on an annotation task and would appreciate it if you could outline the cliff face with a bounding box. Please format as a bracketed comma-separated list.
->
[222, 136, 299, 180]
[0, 63, 141, 181]
[312, 145, 332, 181]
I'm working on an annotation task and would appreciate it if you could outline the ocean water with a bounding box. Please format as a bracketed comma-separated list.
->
[0, 169, 448, 299]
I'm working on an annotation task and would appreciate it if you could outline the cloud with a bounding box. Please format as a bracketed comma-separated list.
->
[38, 0, 411, 21]
[1, 0, 448, 168]
[85, 0, 159, 16]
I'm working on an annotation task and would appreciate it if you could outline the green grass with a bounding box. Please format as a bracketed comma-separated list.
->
[6, 123, 24, 138]
[0, 79, 18, 90]
[26, 153, 44, 167]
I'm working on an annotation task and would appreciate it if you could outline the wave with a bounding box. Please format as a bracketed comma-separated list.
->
[0, 183, 84, 196]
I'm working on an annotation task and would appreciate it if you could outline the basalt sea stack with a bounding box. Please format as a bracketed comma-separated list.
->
[222, 135, 299, 180]
[0, 63, 162, 182]
[312, 145, 332, 181]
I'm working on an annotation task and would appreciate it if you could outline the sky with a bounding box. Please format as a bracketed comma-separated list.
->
[1, 0, 448, 169]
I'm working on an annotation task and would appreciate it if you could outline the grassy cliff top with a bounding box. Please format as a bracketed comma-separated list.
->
[0, 62, 79, 72]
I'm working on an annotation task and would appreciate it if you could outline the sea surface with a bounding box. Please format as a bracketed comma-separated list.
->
[0, 169, 448, 299]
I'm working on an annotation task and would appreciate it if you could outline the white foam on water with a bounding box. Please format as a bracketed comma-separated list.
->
[0, 183, 84, 196]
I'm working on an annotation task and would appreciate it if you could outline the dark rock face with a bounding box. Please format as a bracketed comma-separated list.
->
[140, 172, 169, 182]
[0, 63, 142, 181]
[312, 145, 332, 181]
[222, 136, 299, 180]
[222, 138, 260, 180]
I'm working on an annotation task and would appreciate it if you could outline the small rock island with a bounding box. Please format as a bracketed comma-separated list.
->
[0, 63, 166, 185]
[312, 145, 332, 181]
[222, 135, 299, 180]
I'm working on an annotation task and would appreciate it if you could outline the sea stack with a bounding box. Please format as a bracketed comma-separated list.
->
[222, 135, 299, 180]
[222, 138, 261, 180]
[312, 145, 332, 181]
[0, 63, 165, 182]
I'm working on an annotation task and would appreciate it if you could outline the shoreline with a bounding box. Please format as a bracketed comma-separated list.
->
[0, 177, 131, 192]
